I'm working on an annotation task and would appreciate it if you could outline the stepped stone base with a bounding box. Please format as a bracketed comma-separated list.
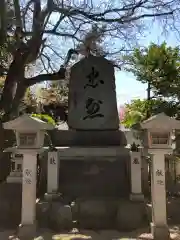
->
[151, 222, 170, 240]
[18, 222, 37, 240]
[37, 197, 73, 231]
[37, 197, 148, 231]
[130, 193, 144, 202]
[50, 129, 127, 146]
[0, 182, 22, 228]
[116, 200, 147, 231]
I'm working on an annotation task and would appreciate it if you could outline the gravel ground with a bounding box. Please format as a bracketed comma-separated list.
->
[1, 227, 180, 240]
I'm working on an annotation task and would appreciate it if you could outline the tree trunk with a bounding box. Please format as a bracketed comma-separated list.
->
[9, 81, 27, 118]
[0, 122, 15, 182]
[0, 48, 25, 114]
[0, 49, 26, 180]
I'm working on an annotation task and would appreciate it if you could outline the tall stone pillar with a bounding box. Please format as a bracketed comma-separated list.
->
[175, 159, 180, 183]
[47, 150, 59, 193]
[20, 151, 38, 236]
[141, 148, 149, 194]
[130, 150, 144, 201]
[149, 149, 170, 240]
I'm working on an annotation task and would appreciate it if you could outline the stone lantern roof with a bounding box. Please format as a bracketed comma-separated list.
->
[3, 114, 54, 131]
[141, 112, 180, 130]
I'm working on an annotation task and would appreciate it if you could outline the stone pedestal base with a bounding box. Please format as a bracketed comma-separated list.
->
[18, 222, 37, 239]
[0, 182, 22, 228]
[130, 193, 144, 202]
[7, 175, 22, 183]
[44, 192, 62, 201]
[150, 222, 170, 240]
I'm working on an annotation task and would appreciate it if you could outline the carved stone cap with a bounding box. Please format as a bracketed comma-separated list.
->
[3, 114, 54, 131]
[141, 112, 180, 130]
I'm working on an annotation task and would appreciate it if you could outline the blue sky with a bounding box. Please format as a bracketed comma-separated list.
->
[115, 24, 179, 107]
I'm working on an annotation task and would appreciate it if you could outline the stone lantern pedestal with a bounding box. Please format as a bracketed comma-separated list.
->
[149, 148, 172, 240]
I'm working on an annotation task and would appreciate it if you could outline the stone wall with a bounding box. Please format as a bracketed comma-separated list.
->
[0, 182, 22, 228]
[59, 158, 130, 199]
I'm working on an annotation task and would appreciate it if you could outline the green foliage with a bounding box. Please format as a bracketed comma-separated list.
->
[122, 99, 147, 128]
[31, 113, 56, 125]
[123, 42, 180, 128]
[125, 42, 180, 98]
[122, 99, 179, 128]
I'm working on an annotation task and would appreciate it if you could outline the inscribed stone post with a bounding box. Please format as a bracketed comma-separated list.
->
[47, 151, 59, 193]
[149, 149, 170, 240]
[21, 152, 37, 225]
[68, 55, 119, 130]
[130, 151, 144, 201]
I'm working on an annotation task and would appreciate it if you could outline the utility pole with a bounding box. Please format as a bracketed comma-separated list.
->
[147, 82, 151, 100]
[146, 82, 151, 118]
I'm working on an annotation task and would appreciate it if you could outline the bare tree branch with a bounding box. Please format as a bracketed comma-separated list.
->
[25, 69, 65, 86]
[23, 30, 82, 42]
[0, 0, 180, 119]
[32, 0, 41, 34]
[25, 48, 78, 86]
[54, 3, 174, 24]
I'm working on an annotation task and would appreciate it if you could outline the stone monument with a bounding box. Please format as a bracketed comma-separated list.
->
[36, 55, 147, 232]
[55, 55, 130, 201]
[54, 55, 129, 200]
[68, 55, 119, 130]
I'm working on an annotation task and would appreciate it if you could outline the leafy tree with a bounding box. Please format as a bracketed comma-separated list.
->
[125, 42, 180, 99]
[20, 88, 37, 113]
[0, 0, 179, 121]
[35, 81, 68, 121]
[37, 82, 68, 107]
[123, 42, 180, 128]
[122, 99, 179, 128]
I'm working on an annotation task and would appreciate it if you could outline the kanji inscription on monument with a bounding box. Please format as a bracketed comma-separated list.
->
[83, 97, 104, 120]
[155, 168, 165, 186]
[84, 66, 104, 89]
[23, 168, 33, 184]
[133, 157, 139, 164]
[68, 55, 119, 130]
[50, 156, 56, 165]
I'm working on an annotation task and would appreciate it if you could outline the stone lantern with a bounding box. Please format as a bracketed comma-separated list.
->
[3, 114, 54, 237]
[141, 113, 178, 149]
[3, 114, 54, 149]
[141, 112, 180, 240]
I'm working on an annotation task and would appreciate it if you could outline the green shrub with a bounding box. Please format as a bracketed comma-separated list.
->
[31, 113, 56, 125]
